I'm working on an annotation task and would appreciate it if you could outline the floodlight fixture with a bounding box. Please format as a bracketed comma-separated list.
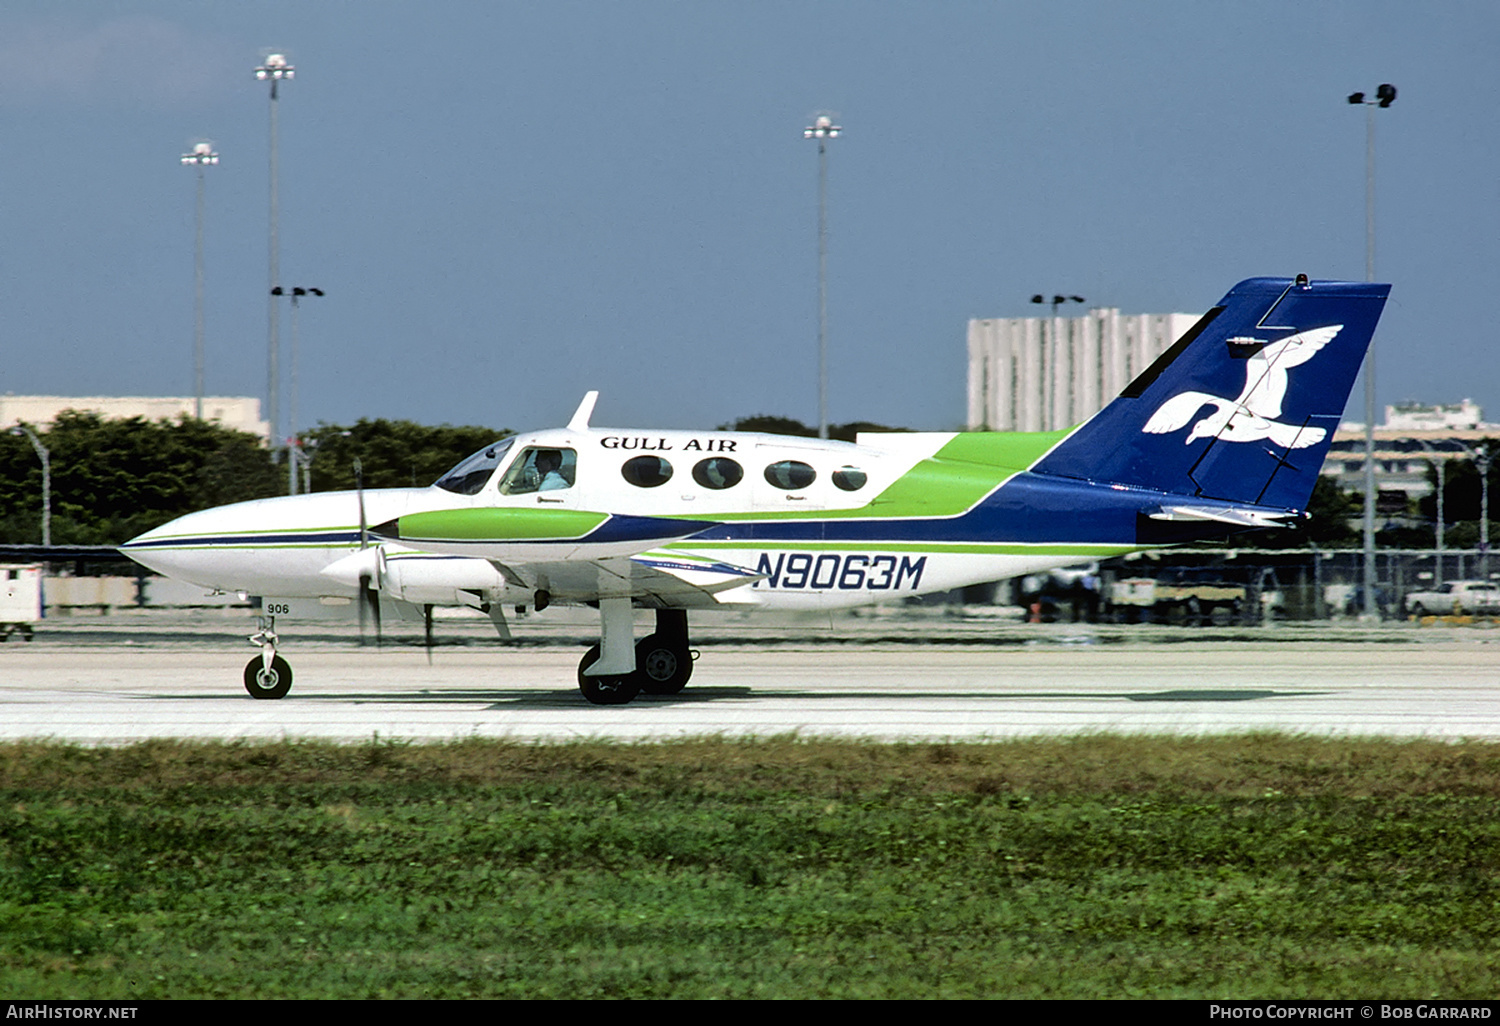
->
[254, 53, 295, 82]
[803, 114, 841, 140]
[180, 141, 219, 167]
[1032, 293, 1086, 314]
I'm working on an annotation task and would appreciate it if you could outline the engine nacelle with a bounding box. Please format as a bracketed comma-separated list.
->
[380, 553, 525, 607]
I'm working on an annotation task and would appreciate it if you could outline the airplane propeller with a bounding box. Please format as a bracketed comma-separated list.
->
[354, 458, 382, 648]
[357, 570, 383, 648]
[424, 604, 435, 664]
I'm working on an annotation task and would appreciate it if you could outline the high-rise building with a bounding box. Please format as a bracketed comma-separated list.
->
[967, 308, 1199, 431]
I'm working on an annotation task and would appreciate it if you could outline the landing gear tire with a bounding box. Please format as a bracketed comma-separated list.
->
[635, 634, 692, 695]
[576, 645, 641, 706]
[244, 655, 293, 700]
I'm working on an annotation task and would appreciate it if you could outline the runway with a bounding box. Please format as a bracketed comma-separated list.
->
[4, 617, 1500, 742]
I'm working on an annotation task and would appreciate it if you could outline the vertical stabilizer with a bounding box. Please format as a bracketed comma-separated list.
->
[1030, 277, 1389, 510]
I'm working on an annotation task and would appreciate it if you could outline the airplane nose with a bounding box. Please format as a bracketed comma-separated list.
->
[120, 507, 238, 586]
[120, 515, 196, 578]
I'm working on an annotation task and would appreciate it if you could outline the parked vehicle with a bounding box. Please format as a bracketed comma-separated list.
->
[1104, 568, 1251, 625]
[0, 564, 41, 642]
[1403, 581, 1500, 617]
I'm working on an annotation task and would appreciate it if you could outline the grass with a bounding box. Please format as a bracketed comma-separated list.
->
[1, 734, 1498, 998]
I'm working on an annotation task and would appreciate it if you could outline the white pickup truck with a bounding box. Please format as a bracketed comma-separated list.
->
[1403, 581, 1500, 617]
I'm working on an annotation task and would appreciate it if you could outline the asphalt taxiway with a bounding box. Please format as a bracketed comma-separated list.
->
[2, 609, 1498, 743]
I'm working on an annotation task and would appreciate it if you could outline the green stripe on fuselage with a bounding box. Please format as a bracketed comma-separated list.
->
[399, 507, 609, 542]
[715, 429, 1072, 522]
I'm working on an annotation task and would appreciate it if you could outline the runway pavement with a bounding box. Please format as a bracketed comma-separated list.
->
[3, 608, 1499, 743]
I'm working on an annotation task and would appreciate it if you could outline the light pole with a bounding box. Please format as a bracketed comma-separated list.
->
[255, 52, 294, 477]
[10, 424, 50, 548]
[180, 141, 218, 420]
[1469, 443, 1494, 580]
[1415, 438, 1456, 585]
[271, 286, 324, 495]
[1348, 83, 1396, 620]
[804, 113, 840, 439]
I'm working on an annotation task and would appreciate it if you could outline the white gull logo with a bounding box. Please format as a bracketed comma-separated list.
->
[1141, 325, 1343, 448]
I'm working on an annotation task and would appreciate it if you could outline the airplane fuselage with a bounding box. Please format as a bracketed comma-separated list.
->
[125, 425, 1146, 611]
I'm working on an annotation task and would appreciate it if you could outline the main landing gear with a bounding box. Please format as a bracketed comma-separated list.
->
[577, 608, 694, 706]
[244, 616, 293, 699]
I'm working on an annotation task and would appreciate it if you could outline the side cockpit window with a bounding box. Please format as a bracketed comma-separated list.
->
[434, 438, 515, 495]
[500, 447, 577, 495]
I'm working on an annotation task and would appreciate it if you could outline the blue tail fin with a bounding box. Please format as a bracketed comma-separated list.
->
[1031, 276, 1390, 511]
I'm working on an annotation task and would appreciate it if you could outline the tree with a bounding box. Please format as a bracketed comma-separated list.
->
[718, 415, 907, 443]
[300, 420, 509, 493]
[1419, 446, 1499, 528]
[0, 412, 282, 545]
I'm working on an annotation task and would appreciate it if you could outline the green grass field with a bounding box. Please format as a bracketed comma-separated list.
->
[1, 735, 1498, 998]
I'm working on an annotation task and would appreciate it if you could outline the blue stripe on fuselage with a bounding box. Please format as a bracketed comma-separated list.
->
[121, 529, 363, 551]
[686, 473, 1267, 546]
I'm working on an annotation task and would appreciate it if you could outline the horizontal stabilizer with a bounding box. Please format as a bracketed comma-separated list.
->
[1143, 504, 1303, 529]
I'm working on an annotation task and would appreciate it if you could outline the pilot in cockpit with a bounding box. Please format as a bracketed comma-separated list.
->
[535, 450, 569, 491]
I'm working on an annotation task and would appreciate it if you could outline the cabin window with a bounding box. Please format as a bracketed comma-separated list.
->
[692, 457, 743, 490]
[832, 466, 867, 491]
[621, 455, 674, 488]
[499, 447, 577, 494]
[763, 460, 815, 490]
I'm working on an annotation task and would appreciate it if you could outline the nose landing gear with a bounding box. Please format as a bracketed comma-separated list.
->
[244, 617, 293, 699]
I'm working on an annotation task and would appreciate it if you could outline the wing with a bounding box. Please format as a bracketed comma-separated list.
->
[477, 550, 762, 609]
[1143, 391, 1221, 434]
[370, 507, 760, 608]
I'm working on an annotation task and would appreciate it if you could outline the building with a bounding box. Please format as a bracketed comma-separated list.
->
[965, 300, 1497, 513]
[1327, 401, 1500, 503]
[0, 395, 269, 442]
[967, 307, 1199, 431]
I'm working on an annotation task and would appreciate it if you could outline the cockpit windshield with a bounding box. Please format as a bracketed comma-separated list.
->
[433, 438, 515, 495]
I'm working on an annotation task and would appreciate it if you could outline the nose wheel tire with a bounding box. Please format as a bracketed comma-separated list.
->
[244, 655, 293, 700]
[576, 645, 641, 706]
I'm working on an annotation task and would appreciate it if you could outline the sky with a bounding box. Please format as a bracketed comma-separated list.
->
[2, 1, 1497, 442]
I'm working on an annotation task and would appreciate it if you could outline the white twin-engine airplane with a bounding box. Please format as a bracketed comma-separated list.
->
[124, 276, 1389, 705]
